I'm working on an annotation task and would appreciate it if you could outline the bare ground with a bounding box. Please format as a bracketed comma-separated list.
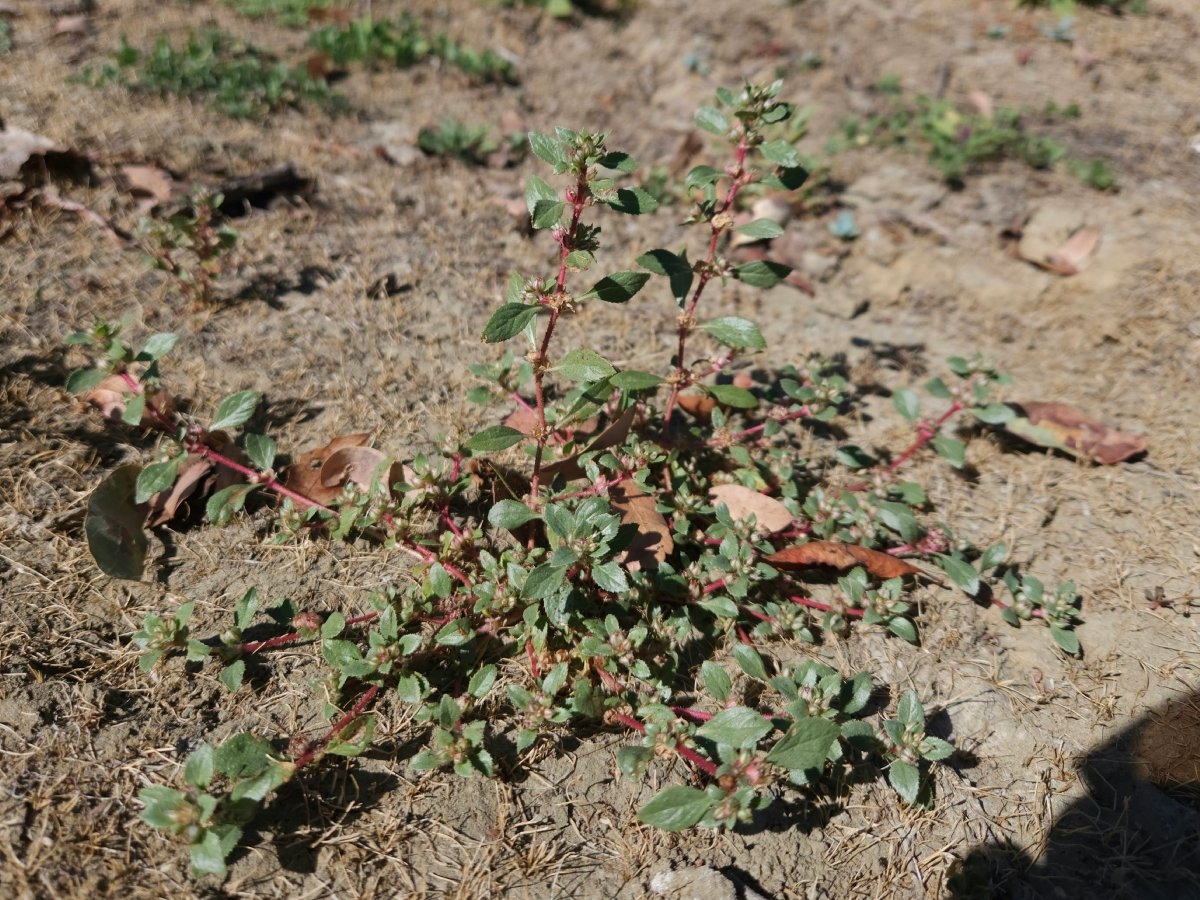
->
[2, 0, 1199, 897]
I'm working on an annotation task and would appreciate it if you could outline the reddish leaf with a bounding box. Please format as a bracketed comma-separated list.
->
[676, 392, 717, 422]
[611, 482, 673, 572]
[119, 164, 174, 213]
[1006, 401, 1147, 465]
[319, 446, 408, 497]
[767, 541, 922, 580]
[709, 484, 793, 533]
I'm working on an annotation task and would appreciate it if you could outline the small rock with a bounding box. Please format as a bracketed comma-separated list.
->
[649, 865, 738, 900]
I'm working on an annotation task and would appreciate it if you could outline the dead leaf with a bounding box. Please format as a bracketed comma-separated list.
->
[319, 446, 408, 497]
[966, 89, 994, 119]
[1040, 226, 1101, 276]
[676, 392, 717, 422]
[37, 186, 126, 243]
[611, 482, 673, 571]
[283, 433, 372, 504]
[53, 15, 90, 36]
[767, 541, 923, 580]
[1005, 401, 1147, 465]
[146, 431, 246, 526]
[540, 406, 637, 483]
[0, 126, 93, 184]
[119, 164, 173, 213]
[83, 375, 174, 423]
[503, 405, 540, 436]
[709, 484, 793, 533]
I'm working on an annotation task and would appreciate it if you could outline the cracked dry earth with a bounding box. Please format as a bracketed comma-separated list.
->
[2, 0, 1199, 898]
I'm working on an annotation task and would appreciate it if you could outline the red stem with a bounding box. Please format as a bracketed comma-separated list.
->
[889, 401, 963, 471]
[789, 595, 864, 618]
[239, 611, 379, 655]
[291, 684, 381, 770]
[612, 712, 719, 777]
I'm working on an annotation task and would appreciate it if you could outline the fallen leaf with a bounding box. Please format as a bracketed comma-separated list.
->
[503, 405, 540, 436]
[540, 406, 637, 483]
[119, 164, 174, 212]
[966, 89, 994, 119]
[146, 431, 247, 527]
[1040, 226, 1101, 276]
[85, 463, 148, 579]
[319, 446, 408, 498]
[611, 482, 673, 571]
[83, 375, 174, 423]
[676, 392, 717, 422]
[0, 126, 93, 184]
[283, 433, 372, 503]
[709, 484, 793, 533]
[53, 15, 90, 36]
[767, 541, 923, 580]
[1005, 401, 1147, 464]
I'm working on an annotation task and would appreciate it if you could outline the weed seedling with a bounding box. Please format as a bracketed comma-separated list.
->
[67, 80, 1081, 879]
[138, 188, 238, 307]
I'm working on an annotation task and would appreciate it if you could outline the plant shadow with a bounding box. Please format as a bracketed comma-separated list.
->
[947, 687, 1200, 899]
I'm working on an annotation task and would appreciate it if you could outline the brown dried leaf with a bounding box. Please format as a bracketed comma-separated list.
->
[319, 446, 407, 497]
[0, 126, 93, 184]
[676, 392, 716, 422]
[540, 406, 637, 483]
[611, 482, 673, 572]
[119, 164, 173, 212]
[1041, 226, 1101, 276]
[709, 484, 793, 533]
[503, 405, 539, 436]
[283, 433, 371, 504]
[82, 376, 174, 424]
[53, 15, 90, 36]
[145, 431, 246, 526]
[767, 541, 922, 580]
[1007, 401, 1147, 465]
[966, 89, 994, 119]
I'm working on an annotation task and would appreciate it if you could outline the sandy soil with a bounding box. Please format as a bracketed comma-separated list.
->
[2, 0, 1199, 897]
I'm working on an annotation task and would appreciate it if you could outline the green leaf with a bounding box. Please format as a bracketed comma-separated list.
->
[244, 433, 276, 471]
[85, 463, 147, 580]
[582, 271, 651, 304]
[1050, 625, 1081, 655]
[434, 618, 473, 646]
[731, 259, 791, 288]
[979, 542, 1007, 571]
[210, 390, 260, 431]
[897, 690, 923, 726]
[696, 706, 772, 749]
[468, 664, 498, 699]
[971, 403, 1015, 425]
[190, 829, 234, 879]
[138, 332, 178, 361]
[591, 561, 629, 593]
[920, 736, 955, 761]
[694, 106, 729, 135]
[636, 247, 693, 305]
[936, 555, 979, 596]
[732, 643, 768, 680]
[220, 660, 245, 693]
[66, 368, 106, 393]
[892, 388, 921, 422]
[206, 483, 254, 526]
[611, 370, 663, 391]
[760, 139, 802, 168]
[135, 458, 180, 504]
[488, 499, 540, 530]
[528, 131, 561, 167]
[765, 717, 839, 771]
[638, 786, 714, 831]
[925, 376, 952, 399]
[483, 303, 540, 343]
[604, 186, 659, 215]
[597, 150, 638, 173]
[889, 760, 921, 804]
[531, 198, 567, 230]
[183, 744, 215, 788]
[554, 348, 616, 382]
[466, 425, 526, 453]
[701, 316, 766, 351]
[708, 384, 758, 409]
[700, 661, 732, 703]
[696, 596, 738, 619]
[931, 434, 966, 468]
[321, 611, 345, 639]
[213, 733, 273, 780]
[888, 617, 918, 643]
[523, 563, 567, 600]
[525, 174, 557, 215]
[732, 218, 784, 240]
[121, 392, 145, 426]
[836, 445, 876, 469]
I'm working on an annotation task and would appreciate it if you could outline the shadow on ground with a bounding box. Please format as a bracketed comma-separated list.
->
[949, 688, 1200, 899]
